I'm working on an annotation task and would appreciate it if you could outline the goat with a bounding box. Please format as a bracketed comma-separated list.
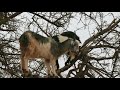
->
[19, 31, 80, 77]
[52, 31, 81, 69]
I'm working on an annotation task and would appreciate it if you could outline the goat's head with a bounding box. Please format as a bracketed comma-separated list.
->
[52, 31, 82, 69]
[52, 31, 81, 56]
[69, 39, 80, 54]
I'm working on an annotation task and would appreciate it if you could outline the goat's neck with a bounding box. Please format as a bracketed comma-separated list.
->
[57, 39, 72, 56]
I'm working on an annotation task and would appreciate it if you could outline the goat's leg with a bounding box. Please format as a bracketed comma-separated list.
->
[45, 60, 53, 77]
[21, 56, 30, 77]
[50, 59, 59, 77]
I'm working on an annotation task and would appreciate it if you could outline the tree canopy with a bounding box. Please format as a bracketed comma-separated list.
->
[0, 12, 120, 78]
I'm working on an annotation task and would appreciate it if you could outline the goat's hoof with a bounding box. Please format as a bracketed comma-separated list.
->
[54, 76, 59, 78]
[30, 74, 39, 78]
[47, 74, 59, 78]
[48, 76, 59, 78]
[47, 76, 52, 78]
[47, 75, 54, 78]
[22, 73, 32, 78]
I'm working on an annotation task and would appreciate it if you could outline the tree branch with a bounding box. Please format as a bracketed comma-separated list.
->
[88, 56, 114, 61]
[29, 12, 64, 27]
[82, 19, 120, 47]
[0, 28, 15, 31]
[0, 12, 22, 25]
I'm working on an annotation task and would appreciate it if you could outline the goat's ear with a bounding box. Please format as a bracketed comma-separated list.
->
[58, 35, 69, 43]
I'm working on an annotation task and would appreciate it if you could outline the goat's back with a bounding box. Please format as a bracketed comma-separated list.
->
[19, 31, 54, 59]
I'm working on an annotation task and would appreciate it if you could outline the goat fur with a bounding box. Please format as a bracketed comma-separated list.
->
[19, 31, 79, 77]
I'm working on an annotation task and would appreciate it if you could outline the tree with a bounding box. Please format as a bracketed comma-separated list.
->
[0, 12, 120, 78]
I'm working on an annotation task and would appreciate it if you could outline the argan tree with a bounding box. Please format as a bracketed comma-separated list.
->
[0, 12, 120, 78]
